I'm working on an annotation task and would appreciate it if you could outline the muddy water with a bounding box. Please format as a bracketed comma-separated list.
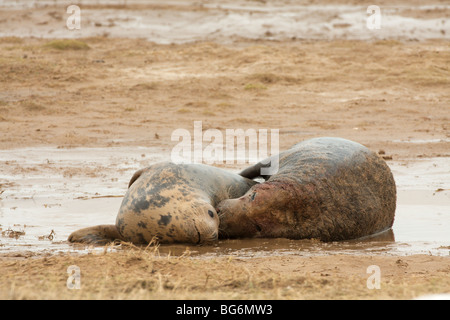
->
[0, 147, 449, 258]
[0, 146, 166, 257]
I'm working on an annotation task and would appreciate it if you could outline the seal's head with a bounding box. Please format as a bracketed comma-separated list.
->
[217, 182, 296, 239]
[115, 165, 220, 245]
[165, 200, 219, 244]
[116, 193, 220, 245]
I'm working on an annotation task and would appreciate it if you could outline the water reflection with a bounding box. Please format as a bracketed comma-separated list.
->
[0, 147, 449, 258]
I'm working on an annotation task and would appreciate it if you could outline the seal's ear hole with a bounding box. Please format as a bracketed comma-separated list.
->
[250, 192, 257, 201]
[208, 210, 215, 218]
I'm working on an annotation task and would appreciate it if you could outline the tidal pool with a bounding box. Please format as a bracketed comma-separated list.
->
[0, 147, 449, 258]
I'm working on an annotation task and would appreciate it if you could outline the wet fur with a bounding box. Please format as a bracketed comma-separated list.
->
[218, 137, 397, 241]
[68, 162, 257, 245]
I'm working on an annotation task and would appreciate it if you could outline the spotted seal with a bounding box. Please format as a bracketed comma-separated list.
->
[216, 137, 396, 241]
[68, 162, 257, 245]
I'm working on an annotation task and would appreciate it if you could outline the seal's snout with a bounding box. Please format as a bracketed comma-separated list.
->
[201, 230, 218, 244]
[190, 205, 220, 244]
[217, 197, 260, 239]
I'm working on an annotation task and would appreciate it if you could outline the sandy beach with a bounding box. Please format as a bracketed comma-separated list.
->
[0, 0, 449, 300]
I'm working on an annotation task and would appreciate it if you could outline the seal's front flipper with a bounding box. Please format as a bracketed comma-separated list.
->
[68, 224, 123, 245]
[239, 162, 273, 181]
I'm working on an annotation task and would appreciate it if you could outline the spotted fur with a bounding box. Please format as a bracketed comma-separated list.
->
[68, 162, 257, 245]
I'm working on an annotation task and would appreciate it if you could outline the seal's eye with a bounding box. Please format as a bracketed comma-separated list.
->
[208, 210, 215, 218]
[250, 192, 257, 201]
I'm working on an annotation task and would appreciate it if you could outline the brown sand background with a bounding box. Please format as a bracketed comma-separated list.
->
[0, 0, 449, 299]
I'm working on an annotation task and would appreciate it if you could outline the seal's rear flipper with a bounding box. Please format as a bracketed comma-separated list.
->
[68, 224, 123, 245]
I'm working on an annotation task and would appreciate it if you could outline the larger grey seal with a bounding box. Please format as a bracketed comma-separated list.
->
[68, 162, 257, 245]
[216, 137, 396, 241]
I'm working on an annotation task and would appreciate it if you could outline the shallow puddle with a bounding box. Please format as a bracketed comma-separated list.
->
[0, 147, 449, 258]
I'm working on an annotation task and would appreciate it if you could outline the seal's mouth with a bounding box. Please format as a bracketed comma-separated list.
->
[192, 220, 218, 245]
[193, 221, 202, 244]
[215, 200, 262, 238]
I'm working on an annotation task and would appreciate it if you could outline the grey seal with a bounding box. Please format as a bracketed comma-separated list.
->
[68, 162, 257, 245]
[217, 137, 396, 241]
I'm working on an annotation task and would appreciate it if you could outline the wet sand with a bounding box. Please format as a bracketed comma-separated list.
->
[0, 0, 449, 299]
[0, 147, 449, 258]
[1, 0, 449, 42]
[1, 249, 450, 300]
